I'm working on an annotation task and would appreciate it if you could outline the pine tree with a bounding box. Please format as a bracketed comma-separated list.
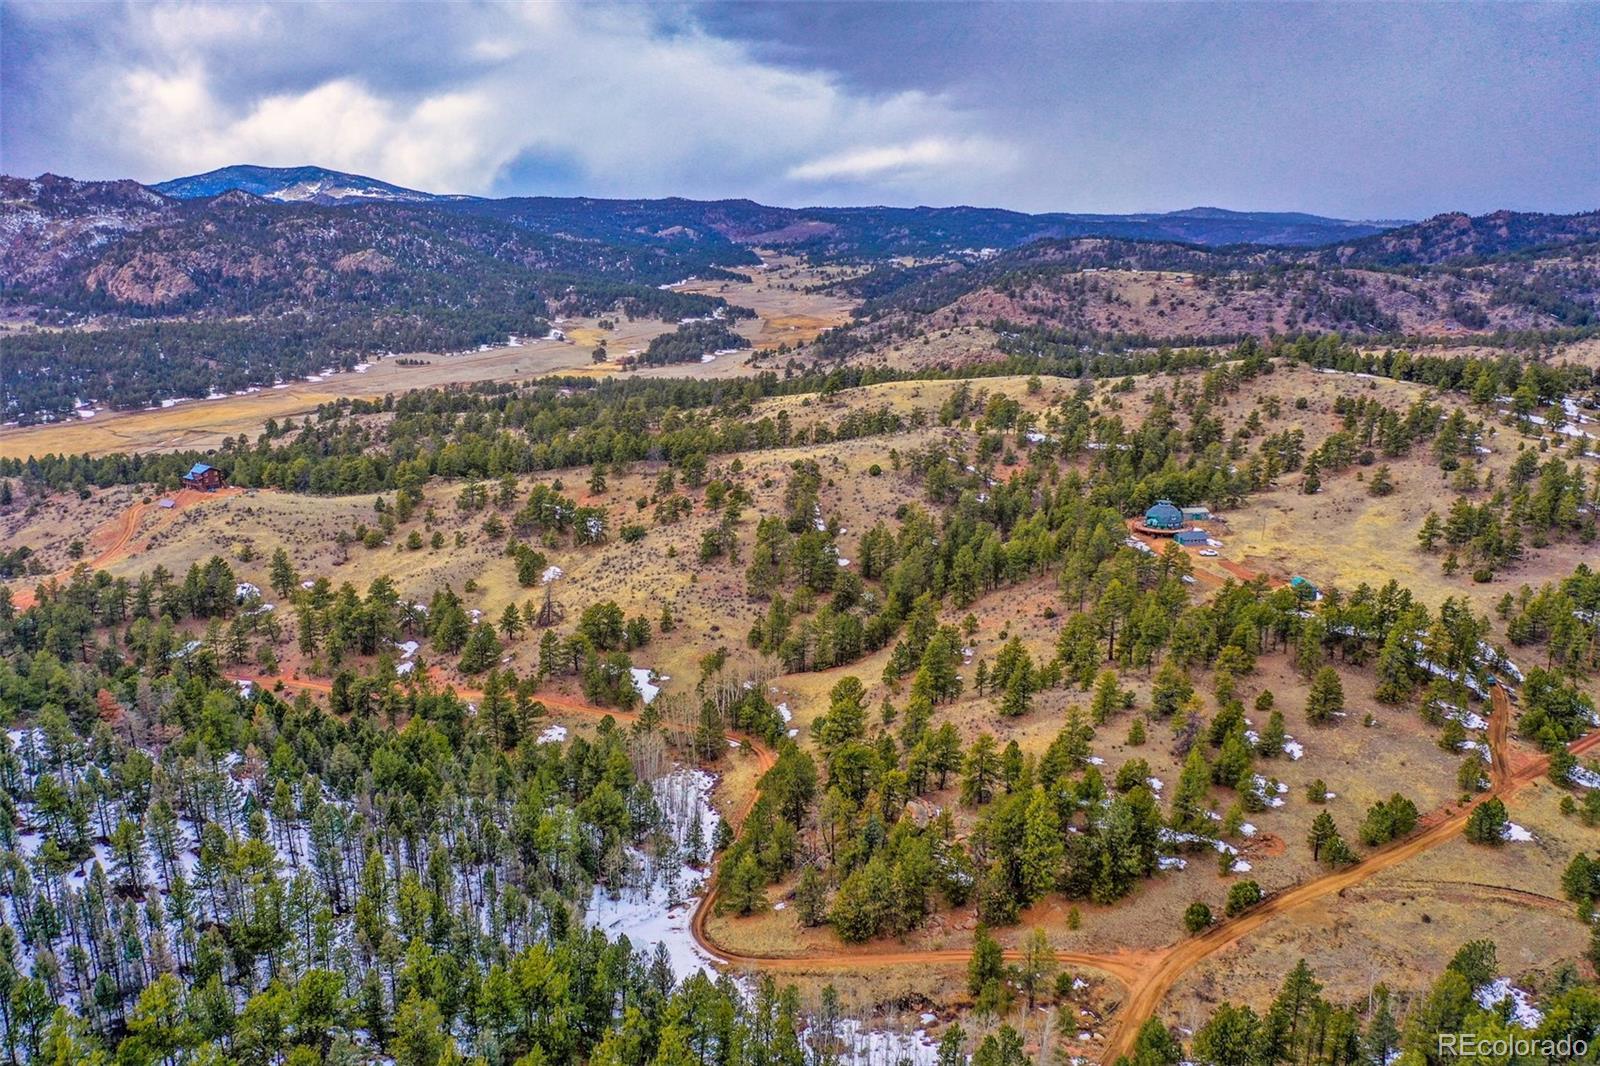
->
[1089, 670, 1122, 724]
[1257, 709, 1287, 757]
[459, 623, 501, 674]
[1170, 745, 1211, 830]
[1464, 797, 1508, 844]
[1308, 810, 1339, 862]
[1020, 788, 1064, 903]
[962, 734, 1001, 806]
[966, 924, 1004, 997]
[1017, 928, 1057, 1010]
[794, 865, 828, 927]
[1306, 666, 1344, 724]
[268, 548, 298, 597]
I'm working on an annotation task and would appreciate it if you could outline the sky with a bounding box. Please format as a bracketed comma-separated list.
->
[2, 1, 1596, 219]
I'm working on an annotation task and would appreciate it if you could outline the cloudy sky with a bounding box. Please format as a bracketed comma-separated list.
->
[3, 1, 1596, 218]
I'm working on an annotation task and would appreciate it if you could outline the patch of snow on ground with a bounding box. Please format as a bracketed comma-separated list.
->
[586, 768, 724, 983]
[1159, 828, 1238, 856]
[541, 565, 563, 583]
[1437, 703, 1489, 731]
[804, 1019, 940, 1066]
[1501, 822, 1534, 842]
[1282, 740, 1304, 760]
[1474, 978, 1545, 1028]
[537, 725, 567, 745]
[777, 702, 792, 722]
[631, 667, 665, 704]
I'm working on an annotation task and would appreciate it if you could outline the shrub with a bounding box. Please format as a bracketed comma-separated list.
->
[1224, 880, 1263, 917]
[1183, 901, 1214, 934]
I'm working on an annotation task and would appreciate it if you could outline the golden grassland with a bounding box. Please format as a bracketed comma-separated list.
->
[1161, 779, 1593, 1031]
[0, 256, 860, 461]
[0, 324, 616, 460]
[676, 251, 860, 351]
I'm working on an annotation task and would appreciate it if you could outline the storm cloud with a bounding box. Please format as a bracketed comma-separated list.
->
[2, 1, 1595, 217]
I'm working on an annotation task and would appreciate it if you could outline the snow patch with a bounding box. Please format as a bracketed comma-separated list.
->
[631, 667, 666, 705]
[585, 768, 724, 983]
[1474, 978, 1545, 1028]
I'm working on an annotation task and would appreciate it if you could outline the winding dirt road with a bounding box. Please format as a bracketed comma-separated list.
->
[251, 670, 1594, 1062]
[1098, 685, 1596, 1061]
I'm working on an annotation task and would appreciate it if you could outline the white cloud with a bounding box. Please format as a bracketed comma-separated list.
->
[31, 2, 1019, 203]
[787, 137, 1008, 183]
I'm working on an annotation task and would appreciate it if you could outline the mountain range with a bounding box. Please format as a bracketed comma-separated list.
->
[3, 164, 1597, 421]
[142, 164, 1406, 249]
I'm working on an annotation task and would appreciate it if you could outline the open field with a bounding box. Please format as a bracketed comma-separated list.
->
[0, 323, 624, 459]
[0, 256, 861, 461]
[677, 252, 859, 351]
[1160, 776, 1595, 1033]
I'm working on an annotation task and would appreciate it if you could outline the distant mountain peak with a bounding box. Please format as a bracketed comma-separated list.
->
[152, 164, 474, 205]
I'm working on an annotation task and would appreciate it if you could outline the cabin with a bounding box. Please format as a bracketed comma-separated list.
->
[181, 462, 224, 491]
[1181, 506, 1212, 523]
[1174, 529, 1210, 546]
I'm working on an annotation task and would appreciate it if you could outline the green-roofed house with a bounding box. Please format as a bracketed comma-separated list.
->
[1143, 500, 1185, 531]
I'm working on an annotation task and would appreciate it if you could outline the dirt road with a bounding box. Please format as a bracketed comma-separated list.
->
[1100, 684, 1593, 1061]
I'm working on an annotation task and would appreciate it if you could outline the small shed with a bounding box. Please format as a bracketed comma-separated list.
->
[1174, 529, 1210, 546]
[1181, 506, 1211, 522]
[181, 462, 224, 491]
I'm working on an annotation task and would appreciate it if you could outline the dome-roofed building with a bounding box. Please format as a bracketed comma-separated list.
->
[1144, 500, 1184, 531]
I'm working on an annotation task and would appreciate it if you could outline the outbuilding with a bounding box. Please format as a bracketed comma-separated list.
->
[1174, 529, 1210, 546]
